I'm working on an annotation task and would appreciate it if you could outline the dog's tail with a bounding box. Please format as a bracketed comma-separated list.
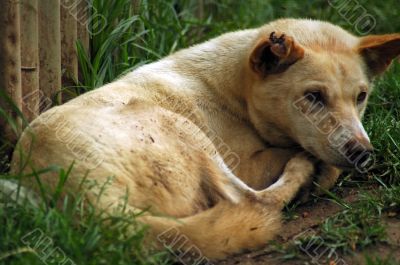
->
[140, 198, 281, 260]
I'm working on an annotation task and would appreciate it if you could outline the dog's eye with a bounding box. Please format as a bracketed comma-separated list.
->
[304, 91, 325, 105]
[357, 92, 367, 104]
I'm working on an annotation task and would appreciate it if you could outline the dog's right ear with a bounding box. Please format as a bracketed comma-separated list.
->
[250, 32, 305, 77]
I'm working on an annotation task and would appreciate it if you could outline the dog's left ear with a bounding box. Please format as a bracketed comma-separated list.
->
[250, 32, 305, 77]
[358, 34, 400, 77]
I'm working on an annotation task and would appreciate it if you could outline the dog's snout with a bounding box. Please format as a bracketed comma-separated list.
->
[354, 130, 372, 149]
[344, 138, 374, 168]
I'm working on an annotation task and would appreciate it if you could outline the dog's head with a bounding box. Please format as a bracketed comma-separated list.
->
[246, 19, 400, 171]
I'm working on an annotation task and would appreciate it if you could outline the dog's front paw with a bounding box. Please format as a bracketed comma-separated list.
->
[313, 163, 342, 195]
[284, 152, 316, 186]
[298, 162, 342, 202]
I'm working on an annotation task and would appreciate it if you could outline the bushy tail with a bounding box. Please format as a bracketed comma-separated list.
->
[141, 199, 282, 261]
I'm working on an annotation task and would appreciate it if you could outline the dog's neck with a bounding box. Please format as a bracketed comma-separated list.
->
[171, 29, 259, 120]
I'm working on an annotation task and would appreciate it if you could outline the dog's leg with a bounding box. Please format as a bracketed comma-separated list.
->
[214, 150, 315, 207]
[255, 153, 315, 208]
[237, 147, 298, 190]
[314, 163, 342, 193]
[299, 163, 342, 202]
[236, 147, 341, 201]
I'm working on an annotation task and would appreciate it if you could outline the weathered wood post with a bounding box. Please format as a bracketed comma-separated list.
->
[131, 0, 141, 14]
[197, 0, 204, 20]
[76, 0, 90, 81]
[61, 0, 78, 84]
[38, 0, 62, 105]
[0, 0, 22, 144]
[20, 0, 40, 122]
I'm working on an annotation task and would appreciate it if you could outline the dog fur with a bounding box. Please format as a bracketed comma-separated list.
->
[10, 18, 400, 259]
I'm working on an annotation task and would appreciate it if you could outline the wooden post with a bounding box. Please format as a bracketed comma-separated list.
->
[131, 0, 141, 14]
[20, 0, 40, 122]
[76, 0, 90, 83]
[197, 0, 204, 21]
[0, 0, 22, 144]
[77, 0, 90, 56]
[61, 1, 78, 85]
[38, 0, 61, 105]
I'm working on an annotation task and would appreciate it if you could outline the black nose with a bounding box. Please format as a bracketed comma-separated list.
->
[344, 139, 374, 168]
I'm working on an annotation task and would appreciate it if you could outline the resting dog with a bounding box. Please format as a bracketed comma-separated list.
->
[11, 18, 400, 259]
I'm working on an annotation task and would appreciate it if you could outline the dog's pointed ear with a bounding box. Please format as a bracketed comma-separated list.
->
[358, 34, 400, 77]
[249, 32, 305, 77]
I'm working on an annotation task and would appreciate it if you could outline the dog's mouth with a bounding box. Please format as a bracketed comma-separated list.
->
[331, 162, 356, 171]
[303, 143, 374, 173]
[326, 149, 375, 174]
[334, 155, 374, 172]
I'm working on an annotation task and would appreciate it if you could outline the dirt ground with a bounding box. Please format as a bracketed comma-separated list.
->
[218, 189, 400, 265]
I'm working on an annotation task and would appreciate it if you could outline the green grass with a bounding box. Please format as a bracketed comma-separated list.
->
[2, 0, 400, 264]
[0, 193, 169, 265]
[365, 255, 399, 265]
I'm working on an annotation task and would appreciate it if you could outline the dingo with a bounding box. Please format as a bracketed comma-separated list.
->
[11, 18, 400, 259]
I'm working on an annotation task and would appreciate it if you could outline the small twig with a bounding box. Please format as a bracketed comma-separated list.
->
[21, 66, 37, 71]
[0, 247, 36, 261]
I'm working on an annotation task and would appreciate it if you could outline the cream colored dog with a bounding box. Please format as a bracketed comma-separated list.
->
[11, 18, 400, 260]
